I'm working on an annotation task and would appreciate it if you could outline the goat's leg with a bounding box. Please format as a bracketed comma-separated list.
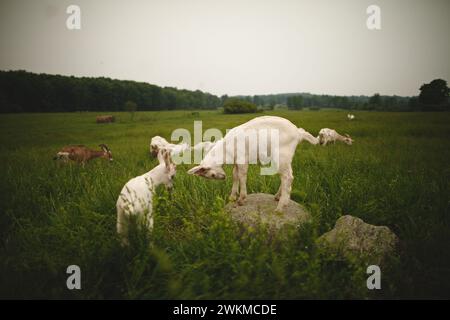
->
[145, 211, 154, 232]
[274, 184, 282, 201]
[229, 164, 239, 202]
[275, 165, 293, 212]
[237, 164, 248, 206]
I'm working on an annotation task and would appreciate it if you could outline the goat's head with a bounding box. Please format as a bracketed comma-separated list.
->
[157, 149, 177, 189]
[343, 134, 354, 145]
[99, 144, 113, 161]
[150, 136, 169, 157]
[318, 134, 325, 145]
[187, 164, 226, 180]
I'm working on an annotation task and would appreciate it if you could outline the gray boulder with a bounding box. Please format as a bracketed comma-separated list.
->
[318, 215, 399, 265]
[225, 193, 311, 233]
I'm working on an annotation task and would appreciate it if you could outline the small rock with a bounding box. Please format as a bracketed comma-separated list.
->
[225, 193, 311, 233]
[318, 215, 399, 265]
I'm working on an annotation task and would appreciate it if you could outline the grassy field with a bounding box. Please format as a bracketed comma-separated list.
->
[0, 110, 449, 299]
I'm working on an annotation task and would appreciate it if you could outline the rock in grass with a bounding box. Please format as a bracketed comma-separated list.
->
[225, 193, 311, 233]
[317, 215, 399, 266]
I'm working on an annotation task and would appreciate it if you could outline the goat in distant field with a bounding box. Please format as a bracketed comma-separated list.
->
[318, 128, 353, 146]
[54, 144, 113, 164]
[96, 115, 115, 123]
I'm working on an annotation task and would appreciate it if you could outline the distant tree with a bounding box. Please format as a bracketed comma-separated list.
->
[341, 96, 350, 109]
[419, 79, 449, 110]
[124, 100, 137, 120]
[220, 94, 228, 106]
[408, 97, 420, 111]
[253, 95, 261, 106]
[223, 98, 257, 114]
[368, 93, 382, 110]
[369, 93, 381, 106]
[287, 95, 303, 110]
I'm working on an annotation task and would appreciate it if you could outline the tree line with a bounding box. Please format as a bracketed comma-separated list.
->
[0, 70, 447, 113]
[235, 79, 449, 112]
[0, 70, 221, 113]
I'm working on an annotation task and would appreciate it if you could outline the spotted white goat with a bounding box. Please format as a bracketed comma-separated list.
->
[318, 128, 353, 146]
[187, 116, 318, 212]
[150, 135, 190, 157]
[116, 149, 176, 245]
[150, 135, 215, 160]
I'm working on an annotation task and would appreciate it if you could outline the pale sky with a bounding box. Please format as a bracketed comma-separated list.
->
[0, 0, 449, 97]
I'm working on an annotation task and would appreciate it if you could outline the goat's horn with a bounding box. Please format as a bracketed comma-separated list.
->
[99, 144, 109, 151]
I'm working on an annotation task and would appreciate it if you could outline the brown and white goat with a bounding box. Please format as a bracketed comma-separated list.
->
[54, 144, 113, 164]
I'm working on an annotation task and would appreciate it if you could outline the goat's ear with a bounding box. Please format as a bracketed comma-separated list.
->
[345, 134, 351, 138]
[163, 149, 173, 168]
[157, 149, 166, 164]
[187, 165, 208, 176]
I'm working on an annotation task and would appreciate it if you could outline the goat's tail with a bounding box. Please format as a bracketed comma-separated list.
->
[298, 128, 319, 145]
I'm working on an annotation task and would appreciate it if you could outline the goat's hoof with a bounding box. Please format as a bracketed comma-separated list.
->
[274, 195, 280, 201]
[275, 204, 286, 213]
[237, 198, 246, 206]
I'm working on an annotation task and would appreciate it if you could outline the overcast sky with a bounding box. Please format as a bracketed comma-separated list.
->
[0, 0, 449, 97]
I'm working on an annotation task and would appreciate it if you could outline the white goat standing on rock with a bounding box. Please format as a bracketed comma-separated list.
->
[318, 128, 354, 146]
[116, 149, 176, 245]
[187, 116, 318, 212]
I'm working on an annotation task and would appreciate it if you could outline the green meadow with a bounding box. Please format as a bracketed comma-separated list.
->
[0, 110, 449, 299]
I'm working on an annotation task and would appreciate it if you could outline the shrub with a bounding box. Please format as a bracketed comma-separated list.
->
[124, 101, 138, 120]
[223, 99, 257, 114]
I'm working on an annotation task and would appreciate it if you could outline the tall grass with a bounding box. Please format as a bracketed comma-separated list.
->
[0, 110, 449, 298]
